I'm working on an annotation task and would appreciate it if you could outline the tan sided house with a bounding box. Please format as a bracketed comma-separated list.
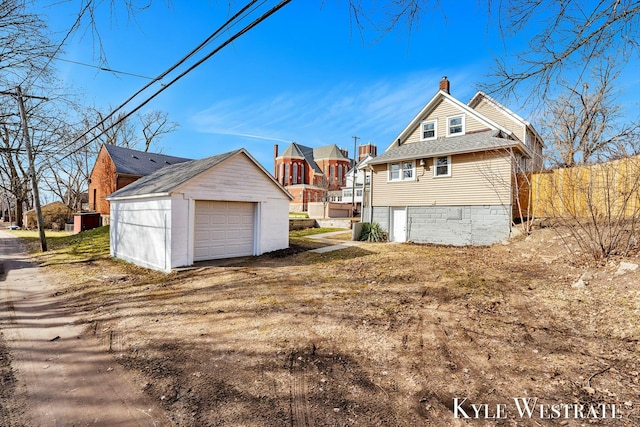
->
[364, 77, 544, 245]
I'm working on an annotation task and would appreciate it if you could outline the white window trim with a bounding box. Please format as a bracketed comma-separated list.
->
[388, 161, 416, 182]
[447, 114, 465, 137]
[433, 156, 452, 177]
[420, 119, 437, 141]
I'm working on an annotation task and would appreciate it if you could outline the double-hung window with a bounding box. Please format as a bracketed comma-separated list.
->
[403, 162, 414, 179]
[447, 115, 464, 136]
[389, 161, 415, 181]
[434, 156, 451, 177]
[421, 119, 437, 140]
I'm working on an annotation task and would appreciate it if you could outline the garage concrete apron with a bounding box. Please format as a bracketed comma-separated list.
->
[0, 230, 167, 426]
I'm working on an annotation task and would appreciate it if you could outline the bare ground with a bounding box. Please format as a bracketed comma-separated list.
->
[7, 227, 640, 425]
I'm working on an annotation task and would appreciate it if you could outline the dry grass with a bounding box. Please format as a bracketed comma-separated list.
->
[18, 226, 640, 426]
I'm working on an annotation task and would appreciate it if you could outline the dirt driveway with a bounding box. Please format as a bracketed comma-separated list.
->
[2, 227, 640, 426]
[0, 230, 168, 426]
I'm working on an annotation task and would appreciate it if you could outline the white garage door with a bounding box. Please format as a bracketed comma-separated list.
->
[194, 201, 255, 261]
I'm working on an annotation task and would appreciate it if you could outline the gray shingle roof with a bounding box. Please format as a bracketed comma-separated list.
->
[108, 150, 239, 198]
[368, 130, 527, 165]
[313, 145, 348, 160]
[280, 143, 305, 158]
[280, 142, 323, 173]
[104, 144, 192, 176]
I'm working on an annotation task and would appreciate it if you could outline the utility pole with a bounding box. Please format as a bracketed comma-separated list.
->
[351, 135, 360, 218]
[16, 86, 47, 252]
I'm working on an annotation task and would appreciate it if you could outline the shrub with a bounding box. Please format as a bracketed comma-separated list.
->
[359, 222, 388, 242]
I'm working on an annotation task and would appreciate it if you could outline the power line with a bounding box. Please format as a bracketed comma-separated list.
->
[21, 1, 93, 87]
[49, 0, 291, 168]
[52, 57, 155, 80]
[50, 0, 263, 159]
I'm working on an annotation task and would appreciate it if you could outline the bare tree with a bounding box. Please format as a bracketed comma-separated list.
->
[0, 0, 55, 85]
[476, 146, 537, 235]
[541, 62, 640, 167]
[48, 0, 173, 65]
[533, 156, 640, 260]
[344, 1, 639, 105]
[487, 0, 640, 100]
[81, 107, 177, 152]
[140, 110, 179, 152]
[0, 118, 31, 227]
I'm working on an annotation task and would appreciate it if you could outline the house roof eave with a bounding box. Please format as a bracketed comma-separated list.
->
[384, 90, 514, 153]
[369, 139, 529, 166]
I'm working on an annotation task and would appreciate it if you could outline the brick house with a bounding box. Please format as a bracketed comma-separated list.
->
[88, 144, 191, 218]
[273, 142, 352, 212]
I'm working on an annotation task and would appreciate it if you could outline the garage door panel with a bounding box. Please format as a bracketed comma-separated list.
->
[212, 214, 227, 224]
[194, 201, 255, 261]
[195, 214, 210, 225]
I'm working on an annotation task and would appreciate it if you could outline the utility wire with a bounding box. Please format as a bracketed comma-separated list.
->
[50, 0, 262, 159]
[96, 0, 293, 142]
[21, 1, 93, 87]
[52, 57, 155, 80]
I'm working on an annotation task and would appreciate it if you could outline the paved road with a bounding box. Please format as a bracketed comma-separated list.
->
[0, 230, 168, 426]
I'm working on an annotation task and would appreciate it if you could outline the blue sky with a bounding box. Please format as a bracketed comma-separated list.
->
[36, 1, 639, 172]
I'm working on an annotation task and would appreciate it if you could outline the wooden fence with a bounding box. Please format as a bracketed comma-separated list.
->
[527, 155, 640, 219]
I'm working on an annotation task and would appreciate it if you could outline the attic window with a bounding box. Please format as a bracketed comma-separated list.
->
[447, 115, 465, 136]
[421, 119, 437, 141]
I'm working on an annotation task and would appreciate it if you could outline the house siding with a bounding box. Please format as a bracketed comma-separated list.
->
[371, 151, 513, 207]
[472, 98, 526, 142]
[404, 99, 491, 144]
[110, 197, 172, 272]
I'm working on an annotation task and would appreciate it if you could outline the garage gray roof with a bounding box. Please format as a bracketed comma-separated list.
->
[104, 144, 192, 176]
[108, 150, 239, 198]
[107, 149, 293, 200]
[368, 130, 528, 165]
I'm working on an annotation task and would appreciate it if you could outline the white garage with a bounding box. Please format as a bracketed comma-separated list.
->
[107, 149, 292, 272]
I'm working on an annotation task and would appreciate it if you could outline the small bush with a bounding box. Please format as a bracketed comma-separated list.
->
[359, 222, 388, 242]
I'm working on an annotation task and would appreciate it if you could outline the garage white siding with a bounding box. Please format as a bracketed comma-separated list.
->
[259, 198, 290, 253]
[110, 197, 172, 271]
[109, 149, 292, 272]
[194, 201, 255, 261]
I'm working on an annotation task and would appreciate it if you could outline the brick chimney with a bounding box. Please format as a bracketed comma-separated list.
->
[439, 76, 450, 94]
[358, 143, 377, 162]
[273, 144, 278, 176]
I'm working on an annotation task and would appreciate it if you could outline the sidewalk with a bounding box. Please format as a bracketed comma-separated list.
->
[0, 230, 168, 426]
[305, 229, 363, 253]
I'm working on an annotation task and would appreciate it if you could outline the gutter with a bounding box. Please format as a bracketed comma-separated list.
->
[367, 140, 528, 166]
[106, 192, 172, 202]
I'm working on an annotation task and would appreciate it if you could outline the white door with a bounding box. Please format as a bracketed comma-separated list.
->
[391, 207, 406, 242]
[194, 201, 255, 261]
